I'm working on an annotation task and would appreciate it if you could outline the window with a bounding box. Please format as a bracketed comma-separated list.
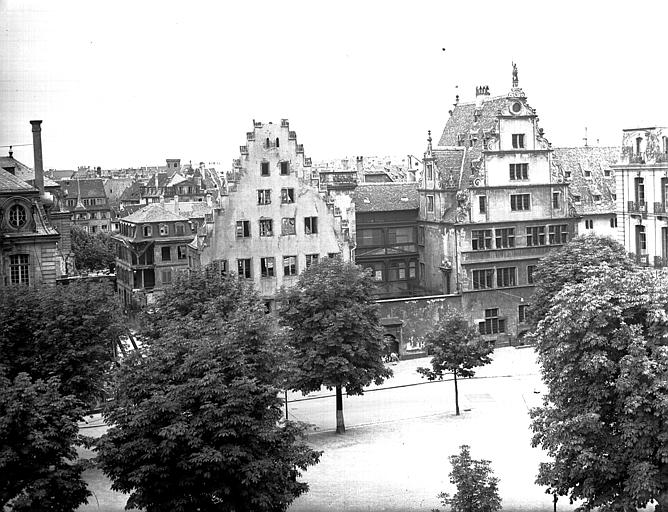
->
[143, 225, 152, 237]
[419, 262, 425, 281]
[593, 194, 601, 202]
[426, 195, 434, 213]
[283, 255, 297, 276]
[259, 219, 273, 237]
[236, 220, 251, 238]
[604, 169, 612, 177]
[9, 254, 29, 285]
[365, 262, 384, 281]
[585, 219, 594, 230]
[479, 196, 487, 214]
[261, 162, 270, 176]
[512, 134, 525, 149]
[634, 177, 645, 204]
[495, 228, 515, 248]
[177, 245, 187, 260]
[281, 217, 296, 235]
[305, 254, 319, 268]
[479, 308, 505, 335]
[552, 192, 561, 209]
[176, 223, 185, 235]
[161, 246, 171, 261]
[409, 261, 417, 279]
[518, 304, 528, 324]
[304, 216, 318, 234]
[211, 259, 227, 276]
[358, 229, 383, 246]
[418, 226, 425, 246]
[387, 227, 415, 244]
[573, 195, 581, 203]
[328, 252, 339, 259]
[510, 194, 530, 211]
[280, 161, 289, 175]
[584, 169, 592, 178]
[281, 188, 295, 203]
[426, 163, 434, 181]
[497, 267, 517, 288]
[610, 216, 618, 228]
[636, 137, 642, 155]
[526, 226, 546, 246]
[159, 224, 169, 236]
[637, 225, 647, 252]
[161, 269, 172, 285]
[527, 265, 536, 284]
[388, 261, 407, 281]
[257, 189, 271, 205]
[471, 229, 492, 250]
[548, 224, 568, 244]
[472, 269, 494, 290]
[276, 137, 280, 148]
[260, 257, 275, 277]
[509, 163, 528, 180]
[237, 258, 252, 279]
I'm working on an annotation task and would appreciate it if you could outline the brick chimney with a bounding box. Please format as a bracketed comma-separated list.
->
[30, 120, 44, 196]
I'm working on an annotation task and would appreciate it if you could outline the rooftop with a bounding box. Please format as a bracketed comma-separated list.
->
[352, 183, 419, 213]
[121, 203, 190, 224]
[0, 168, 37, 193]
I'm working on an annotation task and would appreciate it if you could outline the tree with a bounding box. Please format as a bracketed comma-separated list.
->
[96, 270, 321, 511]
[277, 258, 392, 434]
[530, 266, 668, 511]
[0, 281, 123, 405]
[528, 234, 635, 328]
[0, 372, 90, 511]
[71, 224, 116, 272]
[417, 309, 493, 415]
[436, 444, 502, 512]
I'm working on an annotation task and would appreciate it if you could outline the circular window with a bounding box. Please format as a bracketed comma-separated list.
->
[8, 204, 27, 228]
[511, 101, 522, 114]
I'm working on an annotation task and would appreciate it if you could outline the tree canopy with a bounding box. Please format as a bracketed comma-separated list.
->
[0, 372, 90, 512]
[530, 266, 668, 510]
[96, 269, 321, 511]
[71, 224, 116, 273]
[277, 258, 392, 433]
[417, 309, 493, 415]
[0, 280, 122, 405]
[528, 234, 635, 327]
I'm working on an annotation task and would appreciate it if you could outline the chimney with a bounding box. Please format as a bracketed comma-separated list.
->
[174, 194, 179, 213]
[356, 156, 363, 172]
[30, 120, 44, 196]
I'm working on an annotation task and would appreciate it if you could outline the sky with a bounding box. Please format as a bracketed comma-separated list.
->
[2, 0, 668, 171]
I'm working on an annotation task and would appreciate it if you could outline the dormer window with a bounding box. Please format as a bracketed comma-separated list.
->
[512, 134, 525, 149]
[143, 225, 152, 237]
[159, 224, 169, 236]
[593, 194, 601, 202]
[8, 204, 27, 228]
[426, 163, 433, 181]
[636, 137, 642, 155]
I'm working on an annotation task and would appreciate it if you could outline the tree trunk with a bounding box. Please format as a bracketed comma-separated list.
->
[453, 370, 460, 416]
[336, 385, 345, 434]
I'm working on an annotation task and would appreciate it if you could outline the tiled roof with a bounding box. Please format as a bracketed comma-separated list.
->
[432, 148, 467, 189]
[0, 155, 32, 175]
[176, 202, 212, 219]
[438, 95, 509, 147]
[552, 147, 619, 215]
[0, 168, 36, 193]
[60, 178, 107, 199]
[119, 182, 142, 202]
[352, 183, 419, 213]
[121, 203, 189, 224]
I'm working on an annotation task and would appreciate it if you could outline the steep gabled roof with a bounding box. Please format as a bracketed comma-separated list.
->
[122, 203, 189, 224]
[0, 168, 37, 193]
[438, 95, 508, 147]
[432, 147, 467, 189]
[552, 146, 620, 215]
[352, 183, 419, 213]
[60, 178, 107, 198]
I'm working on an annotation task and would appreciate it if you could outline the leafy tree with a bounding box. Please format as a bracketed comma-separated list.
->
[277, 258, 392, 434]
[528, 234, 635, 328]
[417, 309, 493, 415]
[435, 444, 502, 512]
[0, 372, 90, 511]
[0, 281, 122, 405]
[97, 270, 321, 511]
[530, 266, 668, 511]
[71, 224, 116, 272]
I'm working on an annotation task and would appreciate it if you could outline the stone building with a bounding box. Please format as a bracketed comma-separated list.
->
[418, 68, 579, 344]
[59, 178, 113, 234]
[191, 120, 349, 310]
[613, 127, 668, 267]
[113, 203, 194, 307]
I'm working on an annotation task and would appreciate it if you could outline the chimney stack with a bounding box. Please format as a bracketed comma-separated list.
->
[30, 120, 44, 196]
[356, 156, 363, 172]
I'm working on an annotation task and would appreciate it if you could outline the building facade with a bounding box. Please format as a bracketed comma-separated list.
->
[113, 203, 194, 307]
[191, 120, 349, 310]
[613, 127, 668, 267]
[419, 71, 578, 344]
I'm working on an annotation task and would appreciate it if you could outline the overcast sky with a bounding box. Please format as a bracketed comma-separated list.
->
[2, 0, 667, 171]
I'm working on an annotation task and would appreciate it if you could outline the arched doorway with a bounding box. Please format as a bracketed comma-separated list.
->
[384, 334, 399, 356]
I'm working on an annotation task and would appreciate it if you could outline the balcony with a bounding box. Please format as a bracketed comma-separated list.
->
[460, 245, 553, 265]
[629, 153, 646, 164]
[655, 202, 667, 215]
[628, 201, 648, 216]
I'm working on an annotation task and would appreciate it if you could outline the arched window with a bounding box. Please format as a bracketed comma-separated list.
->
[8, 204, 27, 228]
[636, 137, 642, 155]
[275, 137, 280, 148]
[265, 138, 270, 149]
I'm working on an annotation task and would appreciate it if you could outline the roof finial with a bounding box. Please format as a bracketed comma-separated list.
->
[512, 62, 519, 88]
[427, 130, 433, 152]
[8, 145, 12, 158]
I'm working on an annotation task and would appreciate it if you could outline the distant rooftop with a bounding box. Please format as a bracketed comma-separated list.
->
[121, 203, 189, 224]
[353, 183, 419, 213]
